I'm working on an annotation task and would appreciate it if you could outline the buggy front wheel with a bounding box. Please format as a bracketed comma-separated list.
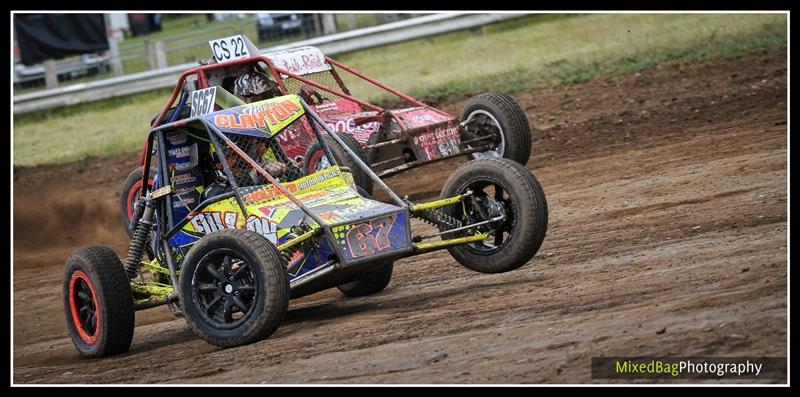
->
[461, 92, 532, 165]
[180, 230, 289, 348]
[63, 246, 135, 358]
[440, 158, 548, 273]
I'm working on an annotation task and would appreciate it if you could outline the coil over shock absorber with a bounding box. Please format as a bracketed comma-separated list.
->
[124, 197, 155, 279]
[414, 208, 463, 231]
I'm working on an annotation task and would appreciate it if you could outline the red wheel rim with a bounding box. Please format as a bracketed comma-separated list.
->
[306, 150, 327, 175]
[126, 178, 154, 220]
[68, 271, 101, 345]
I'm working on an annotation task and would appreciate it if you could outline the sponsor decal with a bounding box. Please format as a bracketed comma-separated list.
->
[245, 183, 296, 204]
[325, 118, 356, 133]
[168, 146, 193, 158]
[413, 126, 460, 145]
[245, 215, 278, 244]
[190, 211, 238, 234]
[166, 132, 188, 145]
[172, 173, 197, 185]
[213, 97, 304, 135]
[172, 196, 196, 208]
[172, 162, 194, 172]
[315, 99, 362, 115]
[315, 101, 339, 112]
[413, 125, 461, 160]
[323, 118, 380, 144]
[414, 114, 435, 123]
[265, 46, 332, 77]
[394, 108, 448, 128]
[244, 166, 343, 203]
[296, 167, 341, 190]
[332, 214, 397, 259]
[166, 141, 199, 173]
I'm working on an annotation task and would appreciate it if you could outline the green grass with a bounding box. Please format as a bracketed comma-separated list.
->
[13, 13, 786, 167]
[335, 14, 381, 30]
[334, 13, 786, 104]
[14, 89, 171, 166]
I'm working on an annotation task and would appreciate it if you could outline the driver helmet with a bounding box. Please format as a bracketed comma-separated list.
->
[233, 71, 277, 102]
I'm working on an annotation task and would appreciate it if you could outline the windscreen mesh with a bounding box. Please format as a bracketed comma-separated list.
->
[282, 70, 352, 105]
[218, 130, 307, 192]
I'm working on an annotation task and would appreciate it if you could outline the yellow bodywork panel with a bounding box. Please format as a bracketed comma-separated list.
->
[181, 165, 357, 245]
[209, 94, 305, 137]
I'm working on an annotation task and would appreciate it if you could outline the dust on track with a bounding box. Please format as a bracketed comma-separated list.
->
[13, 51, 787, 383]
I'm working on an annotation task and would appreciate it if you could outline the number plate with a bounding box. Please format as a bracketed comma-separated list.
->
[190, 87, 217, 118]
[333, 212, 409, 261]
[208, 35, 250, 62]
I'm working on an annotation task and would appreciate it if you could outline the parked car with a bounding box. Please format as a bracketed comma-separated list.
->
[255, 13, 315, 42]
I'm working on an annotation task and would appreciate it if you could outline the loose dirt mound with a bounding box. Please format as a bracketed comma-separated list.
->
[14, 152, 139, 252]
[13, 51, 787, 383]
[14, 191, 119, 255]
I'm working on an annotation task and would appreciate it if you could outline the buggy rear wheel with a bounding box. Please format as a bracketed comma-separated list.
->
[440, 158, 547, 273]
[303, 132, 374, 196]
[120, 166, 156, 238]
[63, 246, 135, 358]
[180, 230, 289, 348]
[461, 92, 532, 165]
[337, 263, 393, 297]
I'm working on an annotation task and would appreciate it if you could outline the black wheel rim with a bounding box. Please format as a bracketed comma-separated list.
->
[74, 279, 97, 336]
[191, 249, 259, 329]
[458, 178, 515, 255]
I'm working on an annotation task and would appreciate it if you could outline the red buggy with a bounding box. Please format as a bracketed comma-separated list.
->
[121, 35, 533, 233]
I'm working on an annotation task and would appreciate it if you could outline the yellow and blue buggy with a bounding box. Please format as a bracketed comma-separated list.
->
[63, 92, 548, 357]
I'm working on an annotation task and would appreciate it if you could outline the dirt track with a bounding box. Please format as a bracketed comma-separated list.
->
[13, 51, 787, 384]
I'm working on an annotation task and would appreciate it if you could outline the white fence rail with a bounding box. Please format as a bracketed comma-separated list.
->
[13, 13, 527, 115]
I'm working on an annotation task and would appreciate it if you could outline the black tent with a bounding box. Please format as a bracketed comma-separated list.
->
[128, 13, 162, 37]
[14, 14, 108, 66]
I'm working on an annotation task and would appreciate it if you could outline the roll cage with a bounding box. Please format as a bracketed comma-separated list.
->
[147, 52, 451, 136]
[139, 48, 466, 179]
[141, 95, 405, 254]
